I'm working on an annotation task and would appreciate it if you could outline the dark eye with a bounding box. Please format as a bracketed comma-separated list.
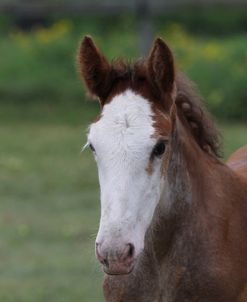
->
[152, 140, 166, 157]
[89, 143, 95, 152]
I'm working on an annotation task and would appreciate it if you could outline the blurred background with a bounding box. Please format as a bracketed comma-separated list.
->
[0, 0, 246, 301]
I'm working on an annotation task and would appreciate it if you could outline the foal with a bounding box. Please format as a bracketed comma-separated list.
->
[78, 36, 247, 302]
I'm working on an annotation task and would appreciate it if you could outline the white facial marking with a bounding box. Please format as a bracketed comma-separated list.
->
[88, 90, 164, 257]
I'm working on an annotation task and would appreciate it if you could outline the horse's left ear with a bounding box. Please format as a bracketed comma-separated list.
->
[148, 37, 175, 95]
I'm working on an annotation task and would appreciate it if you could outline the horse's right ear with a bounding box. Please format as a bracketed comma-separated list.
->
[77, 36, 111, 101]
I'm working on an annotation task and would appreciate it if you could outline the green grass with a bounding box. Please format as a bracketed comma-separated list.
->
[0, 103, 246, 301]
[0, 105, 103, 302]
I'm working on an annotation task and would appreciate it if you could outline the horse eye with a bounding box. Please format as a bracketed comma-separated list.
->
[153, 140, 166, 157]
[89, 143, 95, 152]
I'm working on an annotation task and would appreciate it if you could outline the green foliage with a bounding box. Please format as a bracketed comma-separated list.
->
[0, 15, 246, 120]
[0, 16, 138, 105]
[161, 25, 247, 120]
[155, 6, 247, 35]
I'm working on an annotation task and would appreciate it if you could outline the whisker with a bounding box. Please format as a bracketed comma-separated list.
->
[81, 141, 89, 153]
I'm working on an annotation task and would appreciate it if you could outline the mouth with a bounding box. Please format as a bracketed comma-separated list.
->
[102, 261, 135, 276]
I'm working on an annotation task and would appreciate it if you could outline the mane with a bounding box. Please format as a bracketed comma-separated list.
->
[175, 72, 222, 158]
[107, 60, 222, 158]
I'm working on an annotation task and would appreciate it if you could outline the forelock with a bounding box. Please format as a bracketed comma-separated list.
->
[89, 90, 156, 152]
[100, 59, 163, 108]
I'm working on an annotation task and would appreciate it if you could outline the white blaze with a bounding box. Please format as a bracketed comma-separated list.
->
[88, 90, 164, 256]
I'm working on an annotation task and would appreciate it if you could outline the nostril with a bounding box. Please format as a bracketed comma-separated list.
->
[128, 243, 135, 259]
[103, 258, 109, 268]
[121, 243, 135, 261]
[96, 242, 106, 265]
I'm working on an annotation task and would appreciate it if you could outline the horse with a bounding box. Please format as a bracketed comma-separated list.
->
[78, 36, 247, 302]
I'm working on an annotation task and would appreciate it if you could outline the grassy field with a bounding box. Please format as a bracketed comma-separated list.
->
[0, 103, 246, 302]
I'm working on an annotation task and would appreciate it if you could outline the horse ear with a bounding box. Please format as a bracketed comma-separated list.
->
[77, 36, 111, 101]
[148, 37, 175, 95]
